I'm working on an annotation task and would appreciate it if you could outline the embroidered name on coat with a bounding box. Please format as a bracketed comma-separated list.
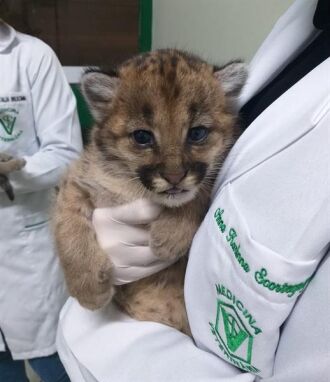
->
[214, 208, 250, 273]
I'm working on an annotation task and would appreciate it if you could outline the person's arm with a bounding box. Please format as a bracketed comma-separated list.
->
[8, 41, 82, 192]
[184, 94, 330, 378]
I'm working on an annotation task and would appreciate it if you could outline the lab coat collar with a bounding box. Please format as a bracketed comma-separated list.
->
[239, 0, 319, 107]
[213, 0, 329, 195]
[215, 58, 330, 195]
[0, 21, 16, 52]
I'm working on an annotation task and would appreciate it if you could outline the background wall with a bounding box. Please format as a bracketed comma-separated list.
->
[1, 0, 139, 66]
[152, 0, 295, 65]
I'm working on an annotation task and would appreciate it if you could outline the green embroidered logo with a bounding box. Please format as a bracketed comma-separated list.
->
[0, 109, 18, 135]
[209, 283, 261, 373]
[0, 108, 22, 142]
[222, 308, 248, 352]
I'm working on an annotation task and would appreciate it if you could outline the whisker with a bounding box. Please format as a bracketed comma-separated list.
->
[127, 177, 140, 183]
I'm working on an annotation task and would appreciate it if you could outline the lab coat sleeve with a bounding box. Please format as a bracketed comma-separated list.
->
[8, 42, 83, 193]
[184, 92, 330, 377]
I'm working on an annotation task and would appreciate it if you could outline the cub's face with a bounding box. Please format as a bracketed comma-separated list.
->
[82, 50, 247, 207]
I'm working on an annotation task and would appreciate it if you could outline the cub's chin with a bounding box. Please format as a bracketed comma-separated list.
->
[151, 187, 198, 208]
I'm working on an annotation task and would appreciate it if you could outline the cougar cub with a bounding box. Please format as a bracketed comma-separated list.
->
[54, 50, 247, 334]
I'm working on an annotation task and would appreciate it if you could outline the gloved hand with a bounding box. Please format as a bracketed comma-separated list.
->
[92, 199, 176, 285]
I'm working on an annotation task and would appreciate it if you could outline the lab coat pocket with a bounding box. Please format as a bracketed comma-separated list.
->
[22, 208, 66, 313]
[22, 209, 52, 264]
[24, 210, 50, 231]
[185, 183, 317, 378]
[212, 184, 317, 304]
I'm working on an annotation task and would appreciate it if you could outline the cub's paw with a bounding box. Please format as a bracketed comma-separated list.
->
[150, 211, 197, 261]
[0, 157, 26, 173]
[150, 227, 188, 261]
[0, 153, 13, 162]
[12, 158, 26, 171]
[70, 257, 114, 310]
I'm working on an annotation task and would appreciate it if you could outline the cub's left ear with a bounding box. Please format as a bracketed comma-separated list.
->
[214, 61, 248, 100]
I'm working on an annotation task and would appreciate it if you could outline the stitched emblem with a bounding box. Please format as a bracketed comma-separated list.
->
[0, 108, 18, 135]
[209, 283, 261, 373]
[0, 108, 23, 142]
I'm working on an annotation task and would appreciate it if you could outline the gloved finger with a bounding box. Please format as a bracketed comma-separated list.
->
[113, 259, 177, 285]
[110, 245, 167, 267]
[93, 217, 150, 247]
[94, 199, 162, 226]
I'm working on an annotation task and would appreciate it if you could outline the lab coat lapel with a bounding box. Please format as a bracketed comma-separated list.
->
[215, 58, 330, 195]
[239, 0, 319, 107]
[213, 0, 323, 193]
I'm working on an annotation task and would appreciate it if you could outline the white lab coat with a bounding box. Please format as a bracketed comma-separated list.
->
[56, 0, 329, 380]
[0, 23, 82, 359]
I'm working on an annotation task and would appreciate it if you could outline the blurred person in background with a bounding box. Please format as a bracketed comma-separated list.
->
[0, 17, 82, 382]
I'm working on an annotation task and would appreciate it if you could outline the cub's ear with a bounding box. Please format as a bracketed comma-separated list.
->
[81, 69, 120, 123]
[214, 61, 248, 100]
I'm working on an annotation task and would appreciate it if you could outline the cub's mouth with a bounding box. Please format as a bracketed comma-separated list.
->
[136, 164, 207, 206]
[160, 187, 189, 195]
[155, 185, 198, 207]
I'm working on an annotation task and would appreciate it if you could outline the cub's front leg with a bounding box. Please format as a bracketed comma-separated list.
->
[54, 176, 114, 310]
[150, 197, 207, 261]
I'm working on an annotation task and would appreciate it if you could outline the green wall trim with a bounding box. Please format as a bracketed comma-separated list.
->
[139, 0, 153, 52]
[71, 84, 94, 144]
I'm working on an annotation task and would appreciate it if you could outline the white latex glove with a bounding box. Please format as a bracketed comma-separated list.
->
[92, 199, 175, 285]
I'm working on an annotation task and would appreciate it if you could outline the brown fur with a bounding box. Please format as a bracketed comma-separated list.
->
[53, 50, 247, 335]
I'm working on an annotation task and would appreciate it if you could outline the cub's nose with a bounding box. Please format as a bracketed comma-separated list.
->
[162, 170, 187, 185]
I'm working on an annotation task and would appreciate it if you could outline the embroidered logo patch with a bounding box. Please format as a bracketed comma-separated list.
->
[222, 306, 249, 352]
[0, 108, 22, 142]
[0, 108, 17, 135]
[209, 283, 260, 373]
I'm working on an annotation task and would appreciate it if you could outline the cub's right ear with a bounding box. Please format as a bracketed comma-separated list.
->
[214, 61, 248, 101]
[81, 70, 120, 124]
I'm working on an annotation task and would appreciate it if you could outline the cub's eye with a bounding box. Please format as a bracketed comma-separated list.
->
[187, 126, 209, 144]
[132, 130, 154, 146]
